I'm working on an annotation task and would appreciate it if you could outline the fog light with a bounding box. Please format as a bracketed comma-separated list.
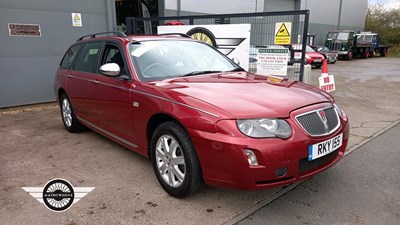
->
[244, 149, 258, 166]
[276, 167, 288, 177]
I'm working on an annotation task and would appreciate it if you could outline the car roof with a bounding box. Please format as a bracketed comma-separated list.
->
[75, 32, 195, 45]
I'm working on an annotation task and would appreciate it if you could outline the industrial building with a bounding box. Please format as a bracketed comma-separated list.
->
[0, 0, 367, 108]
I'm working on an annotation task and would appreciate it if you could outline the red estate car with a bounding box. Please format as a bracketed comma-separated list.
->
[292, 44, 326, 68]
[54, 32, 349, 198]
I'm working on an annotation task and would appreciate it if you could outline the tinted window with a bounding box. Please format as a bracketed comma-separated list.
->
[75, 42, 102, 73]
[101, 44, 125, 73]
[60, 44, 82, 69]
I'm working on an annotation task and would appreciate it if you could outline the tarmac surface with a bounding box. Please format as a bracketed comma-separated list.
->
[238, 122, 400, 225]
[0, 57, 399, 225]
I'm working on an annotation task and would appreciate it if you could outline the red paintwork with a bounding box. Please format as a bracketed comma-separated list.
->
[54, 35, 349, 190]
[305, 52, 326, 65]
[293, 44, 326, 67]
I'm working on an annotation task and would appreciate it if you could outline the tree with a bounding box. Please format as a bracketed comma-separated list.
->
[365, 3, 400, 46]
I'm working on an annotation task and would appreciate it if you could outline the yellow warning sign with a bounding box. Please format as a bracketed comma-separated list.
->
[274, 22, 291, 45]
[71, 13, 82, 27]
[276, 23, 290, 36]
[73, 14, 80, 21]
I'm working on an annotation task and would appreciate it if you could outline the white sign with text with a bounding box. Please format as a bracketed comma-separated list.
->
[256, 48, 289, 76]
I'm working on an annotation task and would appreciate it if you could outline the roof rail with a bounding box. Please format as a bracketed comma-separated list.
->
[158, 33, 192, 38]
[77, 31, 127, 41]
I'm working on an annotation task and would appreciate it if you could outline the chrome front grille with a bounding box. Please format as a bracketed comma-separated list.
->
[328, 42, 341, 51]
[296, 106, 340, 136]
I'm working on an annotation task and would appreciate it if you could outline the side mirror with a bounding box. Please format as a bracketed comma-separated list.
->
[232, 58, 240, 65]
[99, 63, 120, 77]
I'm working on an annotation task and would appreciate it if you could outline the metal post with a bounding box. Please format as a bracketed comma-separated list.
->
[299, 10, 310, 82]
[126, 17, 137, 34]
[105, 0, 113, 31]
[177, 0, 181, 16]
[338, 0, 343, 29]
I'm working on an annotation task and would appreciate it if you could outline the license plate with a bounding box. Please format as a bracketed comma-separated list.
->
[314, 59, 321, 62]
[308, 133, 343, 161]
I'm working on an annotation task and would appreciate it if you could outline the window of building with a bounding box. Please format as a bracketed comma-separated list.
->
[115, 0, 158, 33]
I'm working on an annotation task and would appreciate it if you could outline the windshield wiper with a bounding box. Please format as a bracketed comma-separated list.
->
[228, 68, 245, 72]
[180, 70, 222, 77]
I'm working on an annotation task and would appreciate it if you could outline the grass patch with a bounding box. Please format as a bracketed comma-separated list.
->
[388, 44, 400, 57]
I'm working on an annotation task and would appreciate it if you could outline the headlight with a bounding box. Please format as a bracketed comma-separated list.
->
[305, 54, 311, 59]
[333, 103, 345, 118]
[237, 119, 292, 139]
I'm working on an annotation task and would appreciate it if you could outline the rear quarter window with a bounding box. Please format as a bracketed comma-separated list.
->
[60, 44, 83, 69]
[74, 42, 102, 73]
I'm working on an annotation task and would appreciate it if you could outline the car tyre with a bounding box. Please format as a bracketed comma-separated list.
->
[345, 50, 353, 60]
[380, 48, 388, 57]
[369, 50, 375, 58]
[362, 48, 370, 58]
[60, 93, 85, 133]
[150, 121, 204, 198]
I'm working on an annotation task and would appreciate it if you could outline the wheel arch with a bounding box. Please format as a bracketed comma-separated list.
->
[58, 88, 66, 101]
[146, 113, 181, 158]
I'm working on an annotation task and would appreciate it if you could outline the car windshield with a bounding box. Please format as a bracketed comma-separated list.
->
[129, 40, 240, 81]
[318, 46, 329, 52]
[292, 45, 315, 53]
[328, 32, 349, 41]
[357, 35, 373, 42]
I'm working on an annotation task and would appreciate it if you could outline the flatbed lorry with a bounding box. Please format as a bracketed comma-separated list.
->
[325, 30, 389, 60]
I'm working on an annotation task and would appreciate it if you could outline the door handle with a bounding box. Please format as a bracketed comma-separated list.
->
[91, 80, 100, 84]
[67, 74, 73, 78]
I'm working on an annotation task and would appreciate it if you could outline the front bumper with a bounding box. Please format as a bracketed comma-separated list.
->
[326, 55, 337, 63]
[307, 58, 324, 67]
[337, 51, 349, 56]
[189, 103, 349, 190]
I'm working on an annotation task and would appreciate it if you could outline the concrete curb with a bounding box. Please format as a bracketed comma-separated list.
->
[222, 118, 400, 225]
[344, 118, 400, 157]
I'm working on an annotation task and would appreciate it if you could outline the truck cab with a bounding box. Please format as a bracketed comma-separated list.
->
[325, 30, 355, 60]
[356, 32, 379, 57]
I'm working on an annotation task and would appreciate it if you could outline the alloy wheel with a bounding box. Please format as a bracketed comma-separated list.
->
[61, 98, 72, 128]
[155, 135, 186, 188]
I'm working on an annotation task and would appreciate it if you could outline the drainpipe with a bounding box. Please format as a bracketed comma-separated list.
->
[106, 0, 117, 31]
[177, 0, 181, 16]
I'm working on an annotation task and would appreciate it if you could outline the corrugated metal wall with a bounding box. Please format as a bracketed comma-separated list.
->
[301, 0, 367, 45]
[0, 0, 367, 108]
[0, 1, 109, 108]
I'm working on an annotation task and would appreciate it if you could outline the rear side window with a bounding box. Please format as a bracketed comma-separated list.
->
[60, 44, 82, 69]
[75, 42, 102, 73]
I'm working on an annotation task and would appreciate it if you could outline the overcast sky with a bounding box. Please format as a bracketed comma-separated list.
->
[368, 0, 400, 7]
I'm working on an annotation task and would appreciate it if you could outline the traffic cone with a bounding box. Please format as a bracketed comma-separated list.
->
[321, 60, 328, 77]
